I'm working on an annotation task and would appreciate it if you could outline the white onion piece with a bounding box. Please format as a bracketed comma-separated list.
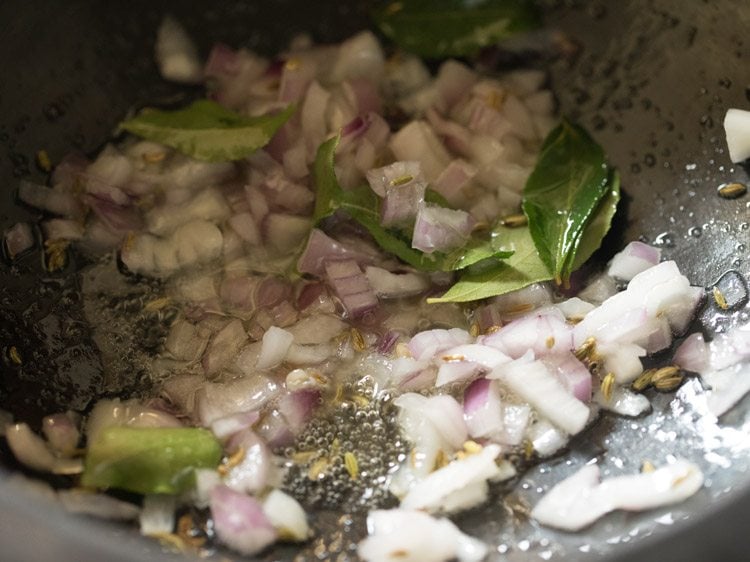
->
[86, 399, 182, 445]
[164, 319, 209, 362]
[380, 179, 426, 228]
[543, 353, 593, 402]
[254, 326, 294, 370]
[724, 108, 750, 162]
[148, 188, 230, 236]
[262, 489, 310, 542]
[463, 379, 532, 445]
[4, 222, 34, 258]
[702, 362, 750, 417]
[284, 342, 335, 365]
[41, 412, 80, 456]
[42, 218, 85, 241]
[210, 485, 277, 556]
[389, 120, 451, 182]
[359, 509, 487, 562]
[297, 228, 373, 276]
[264, 213, 311, 253]
[155, 16, 202, 83]
[408, 328, 472, 361]
[57, 489, 140, 520]
[331, 31, 385, 83]
[5, 423, 83, 475]
[432, 158, 477, 206]
[435, 60, 477, 110]
[191, 469, 222, 509]
[578, 273, 618, 305]
[224, 431, 273, 494]
[140, 494, 177, 536]
[492, 357, 590, 436]
[160, 374, 205, 416]
[277, 390, 319, 434]
[597, 341, 646, 384]
[121, 219, 223, 277]
[437, 344, 511, 385]
[594, 386, 651, 417]
[301, 80, 330, 143]
[436, 361, 482, 388]
[490, 282, 553, 318]
[527, 418, 569, 457]
[196, 376, 279, 426]
[481, 312, 572, 358]
[365, 160, 425, 197]
[554, 297, 596, 321]
[607, 241, 661, 281]
[18, 180, 83, 217]
[211, 411, 260, 441]
[401, 445, 514, 514]
[531, 459, 703, 531]
[673, 332, 709, 373]
[287, 314, 346, 345]
[364, 267, 430, 299]
[412, 205, 474, 254]
[203, 319, 248, 378]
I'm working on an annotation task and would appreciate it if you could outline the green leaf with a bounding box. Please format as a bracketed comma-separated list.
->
[428, 225, 549, 303]
[82, 427, 222, 495]
[441, 233, 514, 271]
[424, 188, 451, 208]
[120, 100, 295, 162]
[522, 118, 610, 284]
[372, 0, 541, 58]
[571, 168, 620, 270]
[312, 135, 342, 222]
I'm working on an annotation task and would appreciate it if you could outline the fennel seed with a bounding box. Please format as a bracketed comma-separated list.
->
[717, 181, 747, 199]
[462, 440, 483, 455]
[600, 372, 616, 402]
[641, 460, 656, 473]
[218, 446, 245, 476]
[632, 369, 656, 392]
[350, 327, 366, 351]
[390, 174, 414, 187]
[144, 297, 171, 312]
[469, 322, 480, 338]
[712, 286, 729, 310]
[395, 343, 411, 357]
[574, 337, 597, 362]
[653, 373, 684, 392]
[545, 336, 555, 349]
[499, 213, 528, 228]
[36, 149, 52, 172]
[344, 452, 359, 480]
[307, 457, 329, 480]
[142, 150, 166, 163]
[441, 354, 466, 362]
[8, 345, 22, 365]
[44, 238, 69, 271]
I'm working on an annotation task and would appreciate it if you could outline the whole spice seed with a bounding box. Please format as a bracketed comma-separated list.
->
[344, 452, 359, 480]
[36, 149, 52, 172]
[44, 239, 70, 272]
[308, 457, 329, 480]
[641, 460, 656, 473]
[632, 369, 656, 392]
[574, 337, 597, 362]
[350, 327, 366, 351]
[499, 213, 528, 228]
[653, 373, 684, 392]
[390, 174, 414, 187]
[7, 345, 22, 365]
[717, 181, 747, 199]
[712, 286, 729, 310]
[600, 372, 616, 402]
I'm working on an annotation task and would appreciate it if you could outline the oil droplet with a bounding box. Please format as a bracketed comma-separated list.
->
[644, 153, 656, 167]
[688, 226, 702, 238]
[631, 163, 641, 173]
[700, 114, 714, 128]
[717, 182, 747, 199]
[685, 163, 697, 171]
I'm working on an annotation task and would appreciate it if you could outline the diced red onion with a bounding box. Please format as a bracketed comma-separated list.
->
[210, 485, 277, 555]
[256, 326, 294, 369]
[432, 159, 477, 207]
[435, 60, 477, 111]
[395, 393, 468, 451]
[229, 213, 261, 245]
[325, 259, 378, 318]
[277, 390, 320, 434]
[278, 57, 316, 103]
[389, 120, 451, 182]
[262, 174, 315, 215]
[364, 266, 430, 299]
[297, 229, 373, 276]
[365, 161, 424, 197]
[376, 330, 400, 354]
[330, 31, 385, 83]
[543, 353, 593, 403]
[412, 205, 474, 254]
[607, 241, 661, 281]
[155, 16, 201, 83]
[42, 218, 84, 241]
[300, 80, 330, 143]
[673, 332, 709, 373]
[211, 411, 261, 441]
[426, 107, 473, 158]
[577, 273, 618, 305]
[263, 213, 311, 253]
[282, 143, 309, 180]
[51, 151, 89, 188]
[224, 430, 273, 494]
[203, 319, 248, 378]
[595, 386, 650, 417]
[492, 357, 590, 436]
[408, 328, 472, 361]
[703, 362, 750, 417]
[463, 379, 504, 440]
[287, 313, 347, 344]
[262, 489, 310, 542]
[219, 276, 257, 311]
[381, 179, 426, 228]
[3, 222, 34, 259]
[85, 195, 143, 233]
[482, 313, 572, 359]
[41, 412, 80, 456]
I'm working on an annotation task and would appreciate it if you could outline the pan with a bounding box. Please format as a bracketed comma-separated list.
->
[0, 0, 748, 560]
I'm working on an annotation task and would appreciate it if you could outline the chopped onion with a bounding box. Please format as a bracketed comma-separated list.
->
[543, 353, 593, 402]
[481, 312, 572, 358]
[400, 445, 513, 514]
[389, 120, 451, 182]
[297, 228, 373, 276]
[594, 386, 651, 417]
[224, 430, 273, 494]
[491, 356, 590, 436]
[673, 332, 709, 373]
[4, 222, 34, 259]
[86, 399, 182, 444]
[202, 319, 248, 377]
[58, 489, 140, 520]
[196, 376, 279, 426]
[42, 218, 85, 241]
[408, 328, 472, 361]
[155, 16, 202, 83]
[365, 266, 430, 298]
[140, 494, 177, 536]
[18, 180, 83, 217]
[256, 326, 294, 369]
[5, 423, 83, 475]
[724, 108, 750, 162]
[607, 241, 661, 281]
[210, 485, 277, 556]
[211, 411, 260, 441]
[380, 178, 426, 228]
[412, 205, 474, 254]
[703, 362, 750, 418]
[531, 459, 703, 531]
[432, 158, 477, 206]
[365, 161, 425, 197]
[325, 259, 378, 318]
[262, 489, 310, 542]
[359, 509, 487, 562]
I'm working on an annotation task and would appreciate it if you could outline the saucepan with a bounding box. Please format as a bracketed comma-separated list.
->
[0, 0, 748, 560]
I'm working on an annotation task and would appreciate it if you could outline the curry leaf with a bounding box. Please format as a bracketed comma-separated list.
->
[372, 0, 541, 58]
[522, 118, 610, 284]
[120, 100, 295, 162]
[571, 168, 621, 271]
[427, 225, 549, 303]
